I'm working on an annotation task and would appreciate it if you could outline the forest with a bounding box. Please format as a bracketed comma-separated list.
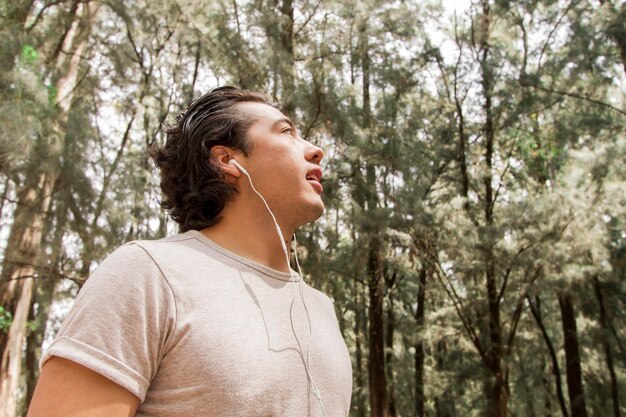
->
[0, 0, 625, 416]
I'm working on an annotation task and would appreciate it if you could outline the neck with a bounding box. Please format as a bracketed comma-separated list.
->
[199, 197, 295, 273]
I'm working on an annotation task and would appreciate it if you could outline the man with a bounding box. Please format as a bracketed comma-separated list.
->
[27, 87, 352, 416]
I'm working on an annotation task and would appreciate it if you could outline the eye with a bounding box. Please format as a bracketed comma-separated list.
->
[282, 127, 294, 135]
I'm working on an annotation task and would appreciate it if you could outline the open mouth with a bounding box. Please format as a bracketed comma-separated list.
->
[306, 168, 323, 193]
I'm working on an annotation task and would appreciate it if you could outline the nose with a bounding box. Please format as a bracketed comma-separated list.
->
[304, 141, 324, 164]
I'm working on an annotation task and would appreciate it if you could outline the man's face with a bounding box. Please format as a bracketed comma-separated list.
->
[235, 102, 325, 229]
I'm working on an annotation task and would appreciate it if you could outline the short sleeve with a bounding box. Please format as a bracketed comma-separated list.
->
[40, 243, 177, 402]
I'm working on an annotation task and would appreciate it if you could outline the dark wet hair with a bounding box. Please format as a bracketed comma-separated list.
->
[149, 86, 277, 232]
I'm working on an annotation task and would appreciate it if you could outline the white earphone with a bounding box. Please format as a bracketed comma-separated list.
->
[228, 158, 248, 176]
[228, 158, 327, 415]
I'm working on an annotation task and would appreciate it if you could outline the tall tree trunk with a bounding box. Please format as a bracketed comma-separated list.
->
[23, 271, 57, 417]
[453, 52, 470, 211]
[558, 292, 588, 417]
[434, 339, 453, 417]
[593, 277, 620, 417]
[528, 296, 569, 417]
[22, 176, 67, 415]
[478, 1, 508, 415]
[415, 266, 427, 417]
[385, 288, 396, 417]
[23, 277, 56, 416]
[354, 281, 366, 417]
[0, 170, 55, 417]
[0, 5, 95, 415]
[359, 14, 388, 417]
[270, 0, 296, 117]
[541, 358, 554, 417]
[367, 236, 387, 417]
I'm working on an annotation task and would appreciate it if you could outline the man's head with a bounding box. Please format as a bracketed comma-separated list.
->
[151, 87, 324, 232]
[150, 86, 276, 231]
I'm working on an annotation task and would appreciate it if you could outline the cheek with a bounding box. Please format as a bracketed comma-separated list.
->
[253, 157, 297, 191]
[252, 146, 303, 187]
[275, 153, 302, 175]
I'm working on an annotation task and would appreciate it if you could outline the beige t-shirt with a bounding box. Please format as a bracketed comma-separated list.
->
[41, 230, 352, 416]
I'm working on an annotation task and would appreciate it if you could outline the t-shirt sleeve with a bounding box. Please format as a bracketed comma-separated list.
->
[40, 242, 177, 402]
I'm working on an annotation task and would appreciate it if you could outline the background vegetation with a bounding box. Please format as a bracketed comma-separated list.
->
[0, 0, 625, 416]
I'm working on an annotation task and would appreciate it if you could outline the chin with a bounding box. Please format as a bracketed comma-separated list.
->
[311, 204, 325, 221]
[299, 199, 325, 225]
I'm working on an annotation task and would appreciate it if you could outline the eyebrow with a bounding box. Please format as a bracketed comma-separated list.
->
[271, 117, 297, 132]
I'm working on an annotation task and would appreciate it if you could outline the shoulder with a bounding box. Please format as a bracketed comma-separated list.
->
[307, 285, 333, 304]
[80, 236, 191, 296]
[305, 284, 338, 314]
[121, 232, 207, 266]
[93, 233, 201, 278]
[125, 233, 198, 257]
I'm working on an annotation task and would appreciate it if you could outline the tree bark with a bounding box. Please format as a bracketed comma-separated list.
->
[528, 296, 569, 417]
[478, 1, 508, 415]
[354, 282, 366, 417]
[415, 266, 427, 417]
[0, 5, 95, 415]
[434, 339, 453, 417]
[359, 13, 389, 417]
[23, 174, 67, 414]
[367, 236, 388, 417]
[593, 277, 621, 417]
[0, 171, 55, 417]
[558, 292, 588, 417]
[385, 284, 396, 417]
[272, 0, 296, 117]
[23, 273, 57, 416]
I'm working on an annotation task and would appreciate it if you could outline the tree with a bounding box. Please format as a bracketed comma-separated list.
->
[0, 3, 99, 415]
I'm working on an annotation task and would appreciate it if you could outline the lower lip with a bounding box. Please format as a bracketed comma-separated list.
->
[308, 180, 323, 194]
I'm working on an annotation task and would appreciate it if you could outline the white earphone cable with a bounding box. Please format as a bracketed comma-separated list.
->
[233, 160, 327, 416]
[293, 234, 328, 417]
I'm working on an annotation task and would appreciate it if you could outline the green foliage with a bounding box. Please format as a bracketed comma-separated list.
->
[1, 0, 625, 416]
[20, 45, 37, 65]
[46, 84, 57, 106]
[0, 306, 12, 333]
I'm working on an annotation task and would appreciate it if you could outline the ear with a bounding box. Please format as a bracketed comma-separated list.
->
[210, 146, 242, 178]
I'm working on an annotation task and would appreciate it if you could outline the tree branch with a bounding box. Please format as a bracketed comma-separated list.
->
[294, 0, 321, 38]
[525, 83, 626, 116]
[504, 264, 542, 356]
[426, 252, 488, 365]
